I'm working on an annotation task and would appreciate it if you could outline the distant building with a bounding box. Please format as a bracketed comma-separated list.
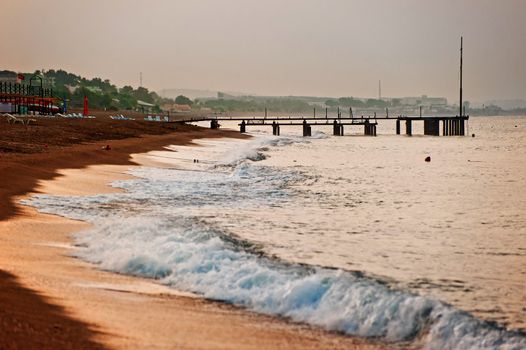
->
[137, 100, 155, 113]
[85, 86, 102, 93]
[486, 99, 526, 110]
[42, 75, 55, 87]
[161, 103, 192, 113]
[399, 95, 448, 108]
[158, 88, 217, 100]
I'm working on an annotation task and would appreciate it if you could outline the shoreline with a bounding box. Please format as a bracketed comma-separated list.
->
[0, 129, 387, 349]
[0, 125, 247, 221]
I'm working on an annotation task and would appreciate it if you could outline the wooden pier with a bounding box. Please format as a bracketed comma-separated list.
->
[177, 113, 467, 137]
[178, 37, 469, 138]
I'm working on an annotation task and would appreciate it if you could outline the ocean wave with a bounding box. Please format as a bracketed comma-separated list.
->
[20, 197, 526, 349]
[213, 135, 297, 167]
[21, 135, 526, 349]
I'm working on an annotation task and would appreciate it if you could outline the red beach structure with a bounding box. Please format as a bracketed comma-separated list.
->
[0, 73, 60, 115]
[83, 95, 89, 116]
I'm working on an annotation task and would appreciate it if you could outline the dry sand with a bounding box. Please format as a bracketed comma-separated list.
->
[0, 127, 388, 349]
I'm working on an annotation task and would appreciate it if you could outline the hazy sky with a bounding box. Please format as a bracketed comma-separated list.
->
[1, 0, 525, 102]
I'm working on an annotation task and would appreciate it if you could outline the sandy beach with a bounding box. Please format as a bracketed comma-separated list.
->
[0, 118, 386, 349]
[2, 2, 525, 347]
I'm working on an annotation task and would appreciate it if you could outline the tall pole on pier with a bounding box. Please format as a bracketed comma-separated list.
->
[459, 36, 463, 117]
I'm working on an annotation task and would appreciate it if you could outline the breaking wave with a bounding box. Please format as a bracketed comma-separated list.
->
[23, 135, 526, 350]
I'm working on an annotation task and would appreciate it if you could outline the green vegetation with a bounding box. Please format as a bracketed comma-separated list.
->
[15, 69, 175, 112]
[175, 95, 193, 105]
[4, 69, 485, 115]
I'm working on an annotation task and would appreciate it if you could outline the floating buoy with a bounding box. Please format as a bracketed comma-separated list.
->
[425, 156, 431, 162]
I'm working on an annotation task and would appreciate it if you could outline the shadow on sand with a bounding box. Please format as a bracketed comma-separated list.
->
[0, 269, 105, 349]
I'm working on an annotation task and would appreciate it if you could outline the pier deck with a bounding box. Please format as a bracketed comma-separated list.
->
[176, 114, 469, 137]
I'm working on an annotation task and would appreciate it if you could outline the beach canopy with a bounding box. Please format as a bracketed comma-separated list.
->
[83, 95, 88, 116]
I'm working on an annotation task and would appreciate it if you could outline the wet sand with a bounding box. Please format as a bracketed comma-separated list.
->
[0, 127, 387, 349]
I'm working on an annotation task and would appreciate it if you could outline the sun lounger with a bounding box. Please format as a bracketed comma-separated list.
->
[5, 114, 24, 124]
[4, 114, 37, 125]
[111, 115, 133, 120]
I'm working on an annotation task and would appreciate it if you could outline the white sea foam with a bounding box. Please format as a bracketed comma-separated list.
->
[213, 134, 299, 166]
[23, 134, 526, 349]
[310, 130, 329, 139]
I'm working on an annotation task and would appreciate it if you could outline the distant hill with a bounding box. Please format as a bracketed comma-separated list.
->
[159, 88, 217, 100]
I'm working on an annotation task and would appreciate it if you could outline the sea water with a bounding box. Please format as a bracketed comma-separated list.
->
[24, 116, 526, 349]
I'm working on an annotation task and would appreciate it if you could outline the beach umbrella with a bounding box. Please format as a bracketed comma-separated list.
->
[83, 95, 89, 116]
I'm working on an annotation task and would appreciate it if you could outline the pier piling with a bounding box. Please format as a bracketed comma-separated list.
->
[240, 120, 246, 133]
[364, 121, 377, 136]
[424, 119, 440, 136]
[333, 120, 340, 136]
[302, 120, 311, 137]
[189, 114, 467, 138]
[272, 121, 281, 136]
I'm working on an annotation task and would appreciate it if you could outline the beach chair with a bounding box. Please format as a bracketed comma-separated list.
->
[5, 114, 24, 124]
